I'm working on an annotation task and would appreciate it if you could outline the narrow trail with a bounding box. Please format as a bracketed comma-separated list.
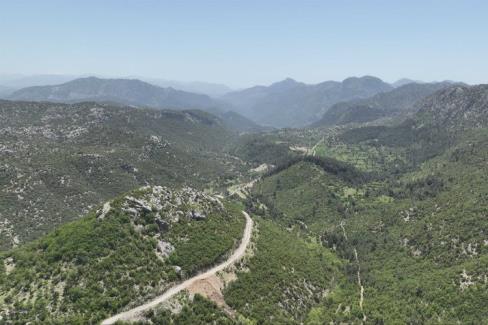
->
[353, 248, 365, 315]
[101, 211, 253, 325]
[340, 221, 367, 322]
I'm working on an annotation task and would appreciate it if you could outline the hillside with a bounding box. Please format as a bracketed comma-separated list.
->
[239, 84, 488, 323]
[0, 186, 246, 323]
[0, 100, 247, 249]
[415, 84, 488, 128]
[314, 82, 453, 127]
[222, 76, 393, 128]
[249, 134, 488, 323]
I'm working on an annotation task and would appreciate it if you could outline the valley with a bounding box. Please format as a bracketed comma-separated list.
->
[1, 81, 487, 324]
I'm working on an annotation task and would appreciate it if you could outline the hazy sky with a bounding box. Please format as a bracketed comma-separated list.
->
[1, 0, 487, 87]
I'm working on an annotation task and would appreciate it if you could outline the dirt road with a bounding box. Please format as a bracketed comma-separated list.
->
[101, 211, 253, 324]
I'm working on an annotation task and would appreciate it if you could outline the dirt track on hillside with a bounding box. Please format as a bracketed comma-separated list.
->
[101, 211, 253, 325]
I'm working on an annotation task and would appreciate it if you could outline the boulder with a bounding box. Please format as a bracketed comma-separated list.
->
[173, 265, 182, 274]
[191, 210, 206, 221]
[157, 241, 175, 258]
[155, 217, 169, 232]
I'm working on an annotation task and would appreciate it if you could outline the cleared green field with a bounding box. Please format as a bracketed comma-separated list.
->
[314, 142, 406, 172]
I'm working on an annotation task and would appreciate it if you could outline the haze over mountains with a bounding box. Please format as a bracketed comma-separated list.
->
[6, 74, 458, 130]
[222, 76, 394, 128]
[6, 77, 265, 133]
[314, 81, 456, 127]
[8, 77, 221, 109]
[0, 74, 234, 98]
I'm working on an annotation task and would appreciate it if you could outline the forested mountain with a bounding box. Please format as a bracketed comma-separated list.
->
[0, 100, 246, 249]
[1, 83, 487, 324]
[222, 76, 393, 128]
[314, 82, 454, 126]
[238, 84, 488, 323]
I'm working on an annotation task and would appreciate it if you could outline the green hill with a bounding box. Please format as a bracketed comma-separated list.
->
[0, 186, 245, 323]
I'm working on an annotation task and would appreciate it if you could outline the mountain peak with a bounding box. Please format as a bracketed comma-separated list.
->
[269, 78, 301, 89]
[342, 75, 385, 84]
[392, 78, 423, 88]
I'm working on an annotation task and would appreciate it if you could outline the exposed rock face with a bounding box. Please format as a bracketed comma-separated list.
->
[155, 217, 170, 232]
[117, 186, 224, 223]
[190, 210, 206, 221]
[415, 85, 488, 128]
[96, 202, 112, 220]
[173, 265, 182, 275]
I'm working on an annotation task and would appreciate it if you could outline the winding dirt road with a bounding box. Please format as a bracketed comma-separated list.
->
[101, 211, 253, 325]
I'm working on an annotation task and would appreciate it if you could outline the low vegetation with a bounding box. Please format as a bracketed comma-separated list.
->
[0, 186, 245, 323]
[224, 218, 344, 324]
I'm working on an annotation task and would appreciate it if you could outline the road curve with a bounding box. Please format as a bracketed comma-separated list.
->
[101, 211, 253, 325]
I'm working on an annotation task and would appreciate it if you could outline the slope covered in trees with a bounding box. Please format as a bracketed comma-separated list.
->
[0, 186, 245, 323]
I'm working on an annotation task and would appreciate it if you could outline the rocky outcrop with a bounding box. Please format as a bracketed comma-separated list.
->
[156, 240, 175, 258]
[95, 185, 225, 261]
[117, 186, 224, 223]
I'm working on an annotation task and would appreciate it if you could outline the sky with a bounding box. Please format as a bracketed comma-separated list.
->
[1, 0, 487, 88]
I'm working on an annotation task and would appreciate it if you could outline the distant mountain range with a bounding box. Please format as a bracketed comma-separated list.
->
[314, 82, 455, 127]
[7, 77, 262, 133]
[0, 74, 233, 97]
[8, 77, 220, 109]
[4, 75, 472, 130]
[391, 78, 423, 88]
[142, 78, 233, 97]
[2, 75, 488, 324]
[222, 76, 393, 128]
